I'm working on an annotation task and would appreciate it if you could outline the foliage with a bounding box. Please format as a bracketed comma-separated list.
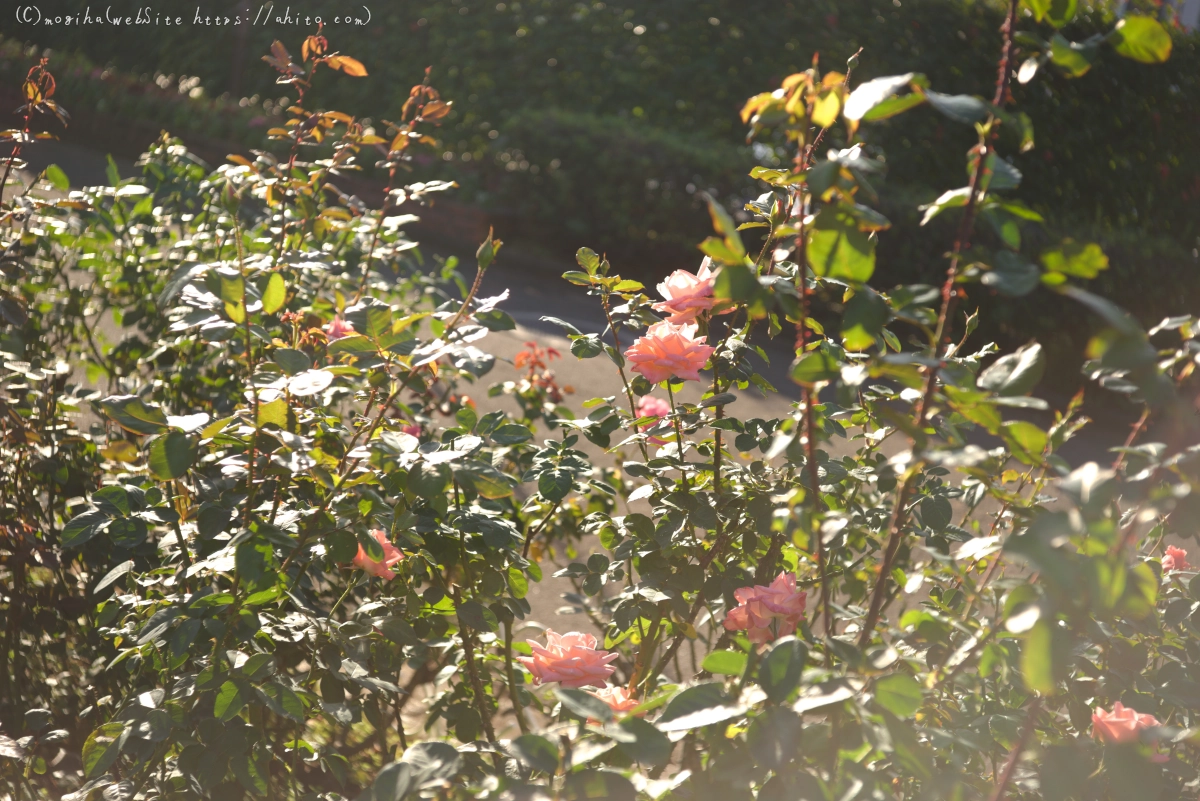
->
[2, 7, 1200, 801]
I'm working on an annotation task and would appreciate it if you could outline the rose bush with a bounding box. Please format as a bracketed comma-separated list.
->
[1, 5, 1196, 801]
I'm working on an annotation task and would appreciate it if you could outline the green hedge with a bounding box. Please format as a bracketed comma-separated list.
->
[475, 109, 757, 258]
[10, 0, 1199, 244]
[5, 0, 1199, 387]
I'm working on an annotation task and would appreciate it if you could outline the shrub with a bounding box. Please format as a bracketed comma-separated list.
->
[3, 7, 1200, 801]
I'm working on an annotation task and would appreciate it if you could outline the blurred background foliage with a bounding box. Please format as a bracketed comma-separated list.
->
[2, 0, 1198, 388]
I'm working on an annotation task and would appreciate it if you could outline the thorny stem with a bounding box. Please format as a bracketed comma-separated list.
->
[503, 619, 530, 734]
[521, 499, 561, 560]
[860, 0, 1020, 647]
[1112, 406, 1151, 471]
[988, 698, 1041, 801]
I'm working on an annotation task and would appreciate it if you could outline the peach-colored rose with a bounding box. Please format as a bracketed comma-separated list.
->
[624, 321, 716, 384]
[636, 395, 672, 445]
[351, 529, 404, 580]
[589, 685, 640, 715]
[1163, 546, 1190, 573]
[723, 571, 807, 644]
[400, 423, 420, 437]
[1091, 702, 1160, 744]
[652, 259, 719, 324]
[519, 629, 619, 689]
[325, 316, 355, 340]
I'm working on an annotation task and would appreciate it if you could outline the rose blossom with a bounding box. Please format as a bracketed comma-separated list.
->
[624, 321, 716, 384]
[636, 395, 672, 445]
[589, 685, 640, 715]
[652, 258, 719, 324]
[351, 529, 404, 580]
[723, 571, 807, 644]
[519, 629, 619, 689]
[325, 316, 355, 340]
[1163, 545, 1190, 573]
[1091, 702, 1160, 745]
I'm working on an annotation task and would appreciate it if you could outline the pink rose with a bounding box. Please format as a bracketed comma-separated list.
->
[400, 423, 421, 437]
[1163, 546, 1190, 573]
[325, 316, 355, 340]
[519, 629, 619, 689]
[652, 258, 720, 324]
[1092, 702, 1160, 745]
[351, 529, 404, 580]
[588, 685, 640, 715]
[636, 395, 672, 445]
[723, 572, 807, 644]
[624, 322, 716, 384]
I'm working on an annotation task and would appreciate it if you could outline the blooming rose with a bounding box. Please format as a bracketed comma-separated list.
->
[723, 571, 807, 644]
[652, 258, 719, 324]
[400, 423, 421, 437]
[325, 316, 355, 340]
[1163, 545, 1190, 573]
[351, 529, 404, 580]
[636, 395, 672, 445]
[624, 322, 716, 384]
[589, 685, 640, 715]
[519, 629, 619, 689]
[1091, 702, 1160, 744]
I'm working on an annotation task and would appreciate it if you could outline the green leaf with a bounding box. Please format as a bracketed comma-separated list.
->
[576, 247, 601, 275]
[373, 762, 415, 801]
[61, 510, 109, 549]
[554, 687, 613, 723]
[509, 733, 560, 774]
[657, 683, 744, 732]
[979, 341, 1044, 396]
[841, 288, 890, 352]
[214, 681, 246, 721]
[919, 187, 972, 226]
[99, 395, 169, 435]
[616, 717, 672, 766]
[1040, 239, 1108, 279]
[1002, 421, 1048, 465]
[95, 560, 135, 592]
[562, 771, 636, 801]
[920, 495, 953, 532]
[1051, 34, 1096, 78]
[44, 163, 69, 191]
[1021, 619, 1063, 694]
[570, 334, 604, 359]
[790, 349, 839, 386]
[713, 262, 771, 318]
[456, 600, 498, 632]
[273, 348, 312, 376]
[148, 431, 198, 480]
[93, 485, 132, 516]
[807, 205, 876, 282]
[82, 722, 126, 778]
[701, 650, 748, 676]
[218, 272, 245, 305]
[746, 707, 803, 771]
[703, 194, 745, 260]
[1109, 16, 1172, 64]
[862, 91, 927, 122]
[758, 637, 807, 703]
[843, 73, 917, 120]
[408, 462, 451, 498]
[924, 91, 990, 125]
[982, 251, 1040, 297]
[874, 673, 923, 719]
[1036, 0, 1077, 26]
[262, 273, 286, 314]
[538, 468, 574, 502]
